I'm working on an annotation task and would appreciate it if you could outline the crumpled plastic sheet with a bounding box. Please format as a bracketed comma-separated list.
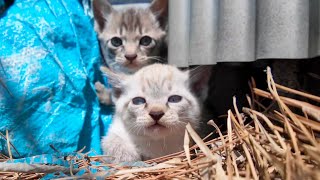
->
[0, 0, 113, 157]
[0, 152, 153, 179]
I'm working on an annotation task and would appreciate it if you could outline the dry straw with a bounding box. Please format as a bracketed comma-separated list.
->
[1, 67, 320, 179]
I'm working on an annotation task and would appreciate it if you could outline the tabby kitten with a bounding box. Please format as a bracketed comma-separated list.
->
[100, 64, 208, 163]
[92, 0, 168, 73]
[93, 0, 168, 105]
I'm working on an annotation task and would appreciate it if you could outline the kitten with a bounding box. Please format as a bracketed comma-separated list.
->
[100, 64, 209, 163]
[92, 0, 168, 104]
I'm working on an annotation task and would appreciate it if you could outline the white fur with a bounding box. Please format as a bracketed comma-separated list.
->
[101, 64, 202, 163]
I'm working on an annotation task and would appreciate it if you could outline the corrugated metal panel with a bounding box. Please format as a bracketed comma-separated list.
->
[168, 0, 190, 67]
[168, 0, 320, 66]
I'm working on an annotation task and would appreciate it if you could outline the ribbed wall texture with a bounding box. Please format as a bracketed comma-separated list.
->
[168, 0, 320, 66]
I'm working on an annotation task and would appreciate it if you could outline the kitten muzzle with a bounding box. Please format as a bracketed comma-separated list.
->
[149, 111, 165, 121]
[125, 54, 137, 62]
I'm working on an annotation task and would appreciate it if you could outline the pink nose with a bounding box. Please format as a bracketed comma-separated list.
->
[125, 54, 137, 62]
[149, 111, 164, 121]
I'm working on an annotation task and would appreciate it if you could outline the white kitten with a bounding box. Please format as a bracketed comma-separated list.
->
[100, 64, 208, 163]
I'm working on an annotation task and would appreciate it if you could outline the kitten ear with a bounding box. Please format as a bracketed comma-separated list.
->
[92, 0, 114, 32]
[149, 0, 168, 29]
[100, 66, 126, 99]
[188, 66, 212, 102]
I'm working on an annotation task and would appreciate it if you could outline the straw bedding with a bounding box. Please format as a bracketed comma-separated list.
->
[1, 67, 320, 179]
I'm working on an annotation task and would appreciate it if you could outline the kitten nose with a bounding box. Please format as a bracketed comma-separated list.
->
[149, 111, 165, 122]
[125, 54, 137, 62]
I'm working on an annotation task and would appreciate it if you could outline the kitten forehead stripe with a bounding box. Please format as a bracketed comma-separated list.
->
[121, 8, 143, 33]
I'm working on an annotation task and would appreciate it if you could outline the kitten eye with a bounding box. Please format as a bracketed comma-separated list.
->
[139, 36, 153, 46]
[132, 97, 146, 105]
[110, 37, 123, 47]
[168, 95, 182, 103]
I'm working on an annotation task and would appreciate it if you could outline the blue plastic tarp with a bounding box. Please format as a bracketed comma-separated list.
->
[0, 0, 113, 157]
[2, 152, 152, 179]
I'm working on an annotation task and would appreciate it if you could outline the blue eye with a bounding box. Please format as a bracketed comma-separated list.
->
[139, 36, 153, 46]
[110, 37, 122, 47]
[168, 95, 182, 103]
[132, 97, 146, 105]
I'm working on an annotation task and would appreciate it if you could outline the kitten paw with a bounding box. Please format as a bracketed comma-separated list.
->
[95, 81, 112, 105]
[101, 134, 141, 163]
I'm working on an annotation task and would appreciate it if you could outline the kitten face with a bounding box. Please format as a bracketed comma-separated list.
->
[103, 64, 201, 140]
[93, 0, 168, 73]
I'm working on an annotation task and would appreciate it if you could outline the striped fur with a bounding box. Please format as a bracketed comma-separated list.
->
[93, 0, 168, 73]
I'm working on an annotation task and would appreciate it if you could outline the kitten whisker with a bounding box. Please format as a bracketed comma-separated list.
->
[163, 137, 167, 150]
[170, 120, 191, 131]
[189, 66, 211, 80]
[129, 124, 143, 135]
[128, 126, 136, 134]
[108, 61, 119, 67]
[146, 56, 166, 63]
[147, 56, 166, 60]
[140, 56, 166, 63]
[115, 57, 126, 63]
